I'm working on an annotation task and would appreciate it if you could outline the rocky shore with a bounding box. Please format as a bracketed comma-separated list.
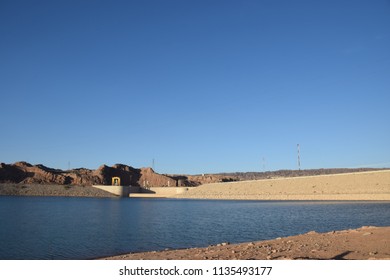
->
[101, 226, 390, 260]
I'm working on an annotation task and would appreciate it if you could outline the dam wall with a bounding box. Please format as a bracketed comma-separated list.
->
[130, 186, 190, 197]
[92, 185, 130, 197]
[92, 185, 189, 197]
[147, 187, 189, 195]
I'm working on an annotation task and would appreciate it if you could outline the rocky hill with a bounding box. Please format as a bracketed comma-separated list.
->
[0, 162, 179, 187]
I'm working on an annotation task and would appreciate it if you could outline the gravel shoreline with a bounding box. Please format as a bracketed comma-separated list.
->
[100, 226, 390, 260]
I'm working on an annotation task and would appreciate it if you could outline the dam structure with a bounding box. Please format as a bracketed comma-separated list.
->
[92, 176, 189, 197]
[92, 177, 131, 197]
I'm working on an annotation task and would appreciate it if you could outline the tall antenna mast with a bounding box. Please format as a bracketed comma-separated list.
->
[297, 144, 301, 170]
[152, 158, 155, 170]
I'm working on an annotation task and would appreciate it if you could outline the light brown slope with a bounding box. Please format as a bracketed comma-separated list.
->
[175, 170, 390, 200]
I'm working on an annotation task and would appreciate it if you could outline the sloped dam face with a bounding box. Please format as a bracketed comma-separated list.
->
[92, 185, 189, 197]
[92, 185, 130, 197]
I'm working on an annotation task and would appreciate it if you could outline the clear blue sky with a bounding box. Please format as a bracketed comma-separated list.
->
[1, 0, 389, 174]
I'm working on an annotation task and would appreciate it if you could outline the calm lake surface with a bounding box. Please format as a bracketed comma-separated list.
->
[0, 196, 389, 259]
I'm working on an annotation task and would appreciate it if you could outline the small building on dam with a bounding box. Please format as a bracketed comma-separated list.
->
[92, 176, 189, 197]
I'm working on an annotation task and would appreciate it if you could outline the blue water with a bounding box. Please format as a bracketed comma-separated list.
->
[0, 196, 389, 259]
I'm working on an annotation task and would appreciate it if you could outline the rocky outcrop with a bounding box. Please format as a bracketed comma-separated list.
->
[91, 164, 176, 187]
[0, 162, 72, 185]
[139, 167, 177, 187]
[0, 162, 239, 187]
[0, 162, 181, 187]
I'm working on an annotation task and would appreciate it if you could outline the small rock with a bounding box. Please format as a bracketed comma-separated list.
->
[369, 251, 378, 256]
[221, 242, 229, 246]
[276, 237, 282, 240]
[361, 226, 375, 229]
[363, 232, 373, 236]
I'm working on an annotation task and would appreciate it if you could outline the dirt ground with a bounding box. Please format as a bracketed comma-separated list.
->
[101, 226, 390, 260]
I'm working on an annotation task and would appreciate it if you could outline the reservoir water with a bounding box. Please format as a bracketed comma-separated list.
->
[0, 196, 389, 259]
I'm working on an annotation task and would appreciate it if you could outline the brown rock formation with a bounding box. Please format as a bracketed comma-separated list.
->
[0, 162, 73, 185]
[139, 167, 176, 187]
[0, 162, 180, 187]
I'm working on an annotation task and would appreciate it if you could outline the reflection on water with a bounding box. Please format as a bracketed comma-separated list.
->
[0, 196, 389, 259]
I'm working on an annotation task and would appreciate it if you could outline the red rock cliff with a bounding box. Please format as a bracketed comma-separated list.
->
[0, 162, 179, 187]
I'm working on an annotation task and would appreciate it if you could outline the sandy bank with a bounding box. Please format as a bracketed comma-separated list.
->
[101, 226, 390, 260]
[174, 170, 390, 200]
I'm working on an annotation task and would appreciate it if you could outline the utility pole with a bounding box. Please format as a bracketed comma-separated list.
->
[297, 144, 301, 170]
[152, 158, 155, 170]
